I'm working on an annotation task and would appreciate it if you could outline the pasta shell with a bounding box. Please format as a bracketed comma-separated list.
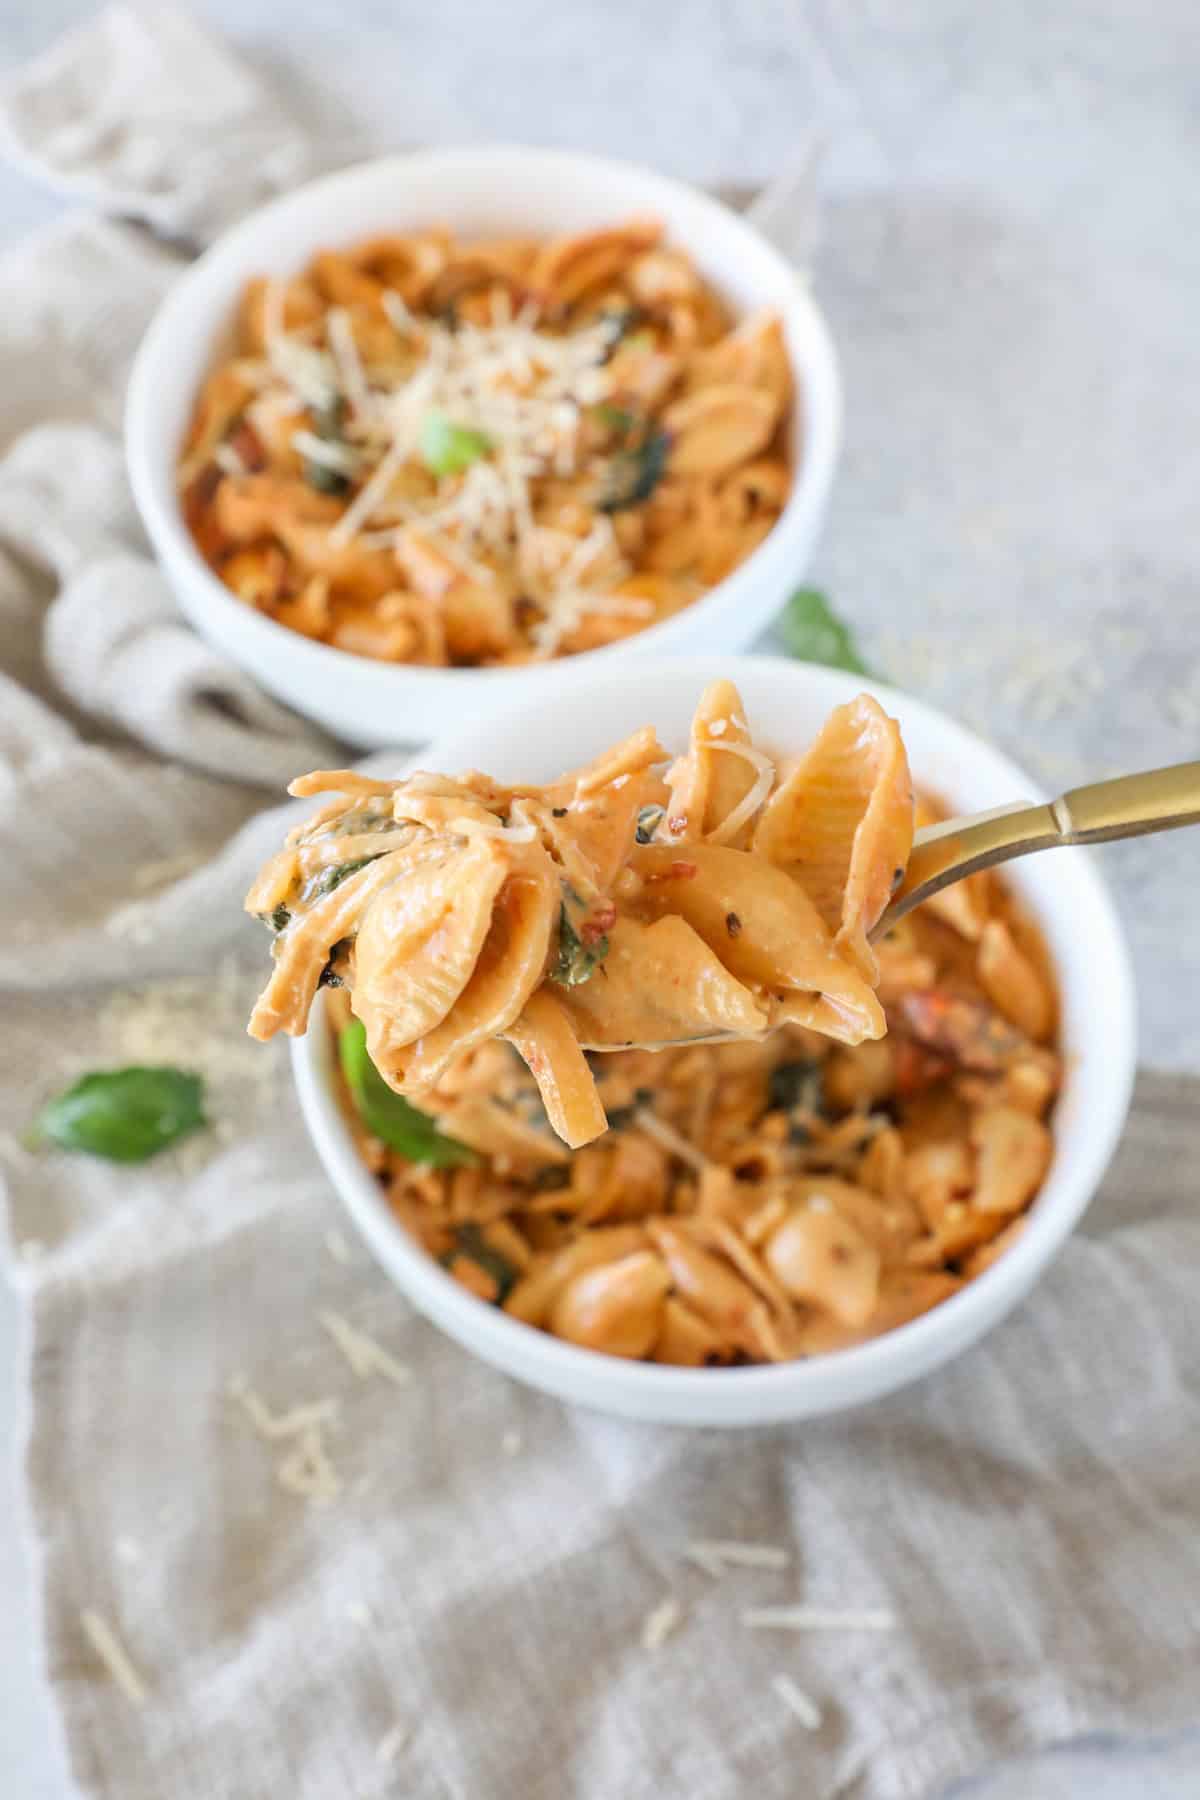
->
[664, 679, 762, 847]
[386, 845, 560, 1090]
[753, 694, 913, 981]
[629, 843, 885, 1044]
[560, 916, 768, 1048]
[528, 217, 662, 307]
[548, 1250, 671, 1358]
[351, 837, 511, 1067]
[247, 849, 431, 1040]
[662, 384, 779, 475]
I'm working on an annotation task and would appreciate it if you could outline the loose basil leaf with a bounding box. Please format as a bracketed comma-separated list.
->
[599, 427, 670, 513]
[777, 587, 871, 675]
[440, 1222, 518, 1304]
[420, 411, 492, 476]
[338, 1020, 476, 1167]
[551, 906, 609, 986]
[30, 1067, 206, 1163]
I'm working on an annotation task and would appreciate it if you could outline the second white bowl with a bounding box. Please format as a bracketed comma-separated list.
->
[126, 146, 841, 748]
[291, 655, 1137, 1426]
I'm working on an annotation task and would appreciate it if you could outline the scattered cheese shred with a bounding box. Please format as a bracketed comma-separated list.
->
[640, 1596, 684, 1651]
[80, 1609, 148, 1706]
[276, 1424, 341, 1504]
[376, 1722, 412, 1766]
[741, 1605, 895, 1632]
[684, 1540, 791, 1576]
[317, 1310, 413, 1386]
[704, 741, 776, 846]
[771, 1673, 823, 1731]
[227, 1372, 339, 1440]
[324, 1227, 353, 1265]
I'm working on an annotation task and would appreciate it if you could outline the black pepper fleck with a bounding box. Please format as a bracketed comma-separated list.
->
[725, 911, 742, 937]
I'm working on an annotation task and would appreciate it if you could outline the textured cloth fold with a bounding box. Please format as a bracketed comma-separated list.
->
[1, 9, 1198, 1800]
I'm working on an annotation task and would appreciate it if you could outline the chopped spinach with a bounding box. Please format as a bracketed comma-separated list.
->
[29, 1067, 206, 1163]
[303, 391, 353, 494]
[635, 804, 665, 845]
[440, 1222, 518, 1303]
[318, 938, 352, 989]
[303, 459, 350, 496]
[303, 855, 382, 906]
[604, 1087, 654, 1131]
[767, 1058, 827, 1121]
[776, 588, 871, 675]
[338, 1020, 476, 1167]
[599, 426, 670, 513]
[599, 306, 647, 359]
[258, 901, 291, 934]
[551, 905, 609, 987]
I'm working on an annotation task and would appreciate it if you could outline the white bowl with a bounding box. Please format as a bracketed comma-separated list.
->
[291, 655, 1137, 1425]
[125, 147, 841, 748]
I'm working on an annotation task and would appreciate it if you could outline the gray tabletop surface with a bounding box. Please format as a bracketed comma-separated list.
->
[1, 2, 1197, 1794]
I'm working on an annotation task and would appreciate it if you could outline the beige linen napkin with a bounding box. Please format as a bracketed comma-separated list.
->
[2, 10, 1199, 1799]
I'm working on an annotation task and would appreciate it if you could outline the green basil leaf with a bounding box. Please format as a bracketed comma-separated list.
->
[777, 588, 871, 675]
[30, 1067, 206, 1162]
[440, 1222, 518, 1304]
[420, 412, 492, 476]
[338, 1019, 476, 1167]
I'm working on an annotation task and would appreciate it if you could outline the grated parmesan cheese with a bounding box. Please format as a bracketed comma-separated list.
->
[324, 1227, 354, 1265]
[80, 1609, 148, 1706]
[771, 1673, 823, 1731]
[741, 1605, 895, 1632]
[317, 1310, 413, 1386]
[640, 1596, 684, 1651]
[376, 1722, 412, 1765]
[684, 1539, 791, 1576]
[703, 741, 776, 846]
[276, 1424, 341, 1504]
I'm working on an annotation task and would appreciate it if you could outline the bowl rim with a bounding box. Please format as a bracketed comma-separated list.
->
[289, 652, 1139, 1407]
[125, 143, 841, 691]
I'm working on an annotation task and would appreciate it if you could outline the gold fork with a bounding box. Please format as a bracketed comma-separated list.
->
[879, 758, 1200, 938]
[613, 759, 1200, 1052]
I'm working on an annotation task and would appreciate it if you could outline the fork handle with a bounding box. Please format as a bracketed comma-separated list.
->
[880, 759, 1200, 935]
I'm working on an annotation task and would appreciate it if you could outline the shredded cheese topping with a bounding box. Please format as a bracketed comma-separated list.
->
[317, 1310, 413, 1386]
[771, 1673, 823, 1731]
[80, 1609, 149, 1706]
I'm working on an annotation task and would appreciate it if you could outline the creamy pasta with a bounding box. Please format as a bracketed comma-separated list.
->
[326, 848, 1059, 1364]
[245, 682, 914, 1146]
[181, 220, 793, 664]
